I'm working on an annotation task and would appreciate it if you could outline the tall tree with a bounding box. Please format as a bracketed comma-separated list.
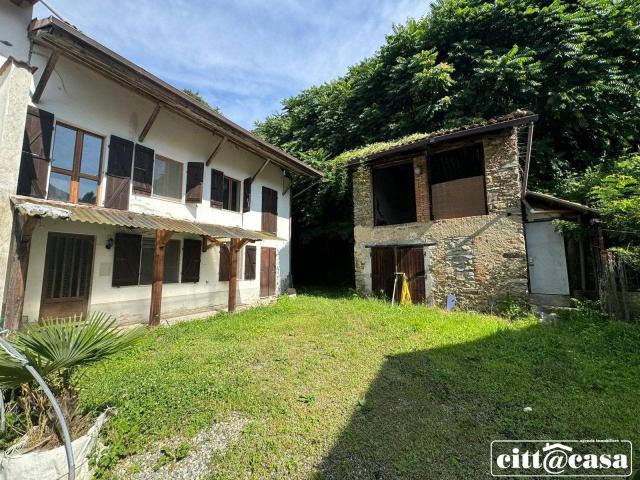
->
[255, 0, 640, 286]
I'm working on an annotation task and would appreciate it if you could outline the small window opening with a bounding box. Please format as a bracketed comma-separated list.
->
[372, 162, 416, 226]
[429, 144, 487, 220]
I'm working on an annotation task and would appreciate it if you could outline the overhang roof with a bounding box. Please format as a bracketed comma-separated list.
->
[12, 196, 282, 241]
[343, 111, 538, 167]
[28, 17, 322, 178]
[525, 191, 597, 215]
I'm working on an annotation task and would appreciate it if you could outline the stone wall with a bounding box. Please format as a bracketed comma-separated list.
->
[352, 128, 529, 311]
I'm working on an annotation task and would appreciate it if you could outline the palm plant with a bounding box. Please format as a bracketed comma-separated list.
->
[0, 312, 145, 391]
[0, 313, 145, 445]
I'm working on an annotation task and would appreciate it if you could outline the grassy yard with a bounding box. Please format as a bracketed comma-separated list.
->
[79, 293, 640, 479]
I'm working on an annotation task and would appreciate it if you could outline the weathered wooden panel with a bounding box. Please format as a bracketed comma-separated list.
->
[430, 175, 487, 220]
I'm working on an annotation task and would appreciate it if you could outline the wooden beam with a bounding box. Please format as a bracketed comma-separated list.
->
[32, 51, 59, 103]
[4, 214, 38, 330]
[251, 159, 270, 182]
[138, 103, 162, 143]
[521, 122, 534, 196]
[206, 136, 227, 166]
[228, 238, 239, 313]
[149, 229, 172, 326]
[202, 235, 225, 252]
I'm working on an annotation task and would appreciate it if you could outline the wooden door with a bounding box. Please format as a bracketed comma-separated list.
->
[260, 247, 277, 297]
[40, 233, 94, 321]
[371, 247, 396, 299]
[397, 247, 426, 303]
[371, 246, 426, 303]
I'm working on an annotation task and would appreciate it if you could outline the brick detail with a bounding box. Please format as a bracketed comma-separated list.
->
[413, 156, 429, 223]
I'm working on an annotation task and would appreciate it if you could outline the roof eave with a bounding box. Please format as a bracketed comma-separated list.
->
[348, 114, 539, 167]
[525, 190, 598, 215]
[28, 17, 322, 178]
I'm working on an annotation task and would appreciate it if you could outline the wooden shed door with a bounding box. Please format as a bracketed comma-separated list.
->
[371, 246, 425, 303]
[40, 233, 95, 321]
[397, 247, 426, 303]
[260, 247, 277, 297]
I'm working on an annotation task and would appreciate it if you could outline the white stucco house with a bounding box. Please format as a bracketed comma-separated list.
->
[0, 0, 322, 327]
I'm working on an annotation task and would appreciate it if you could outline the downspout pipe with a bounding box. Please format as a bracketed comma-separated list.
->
[0, 334, 75, 480]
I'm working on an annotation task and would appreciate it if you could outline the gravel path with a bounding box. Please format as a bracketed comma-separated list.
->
[112, 412, 248, 480]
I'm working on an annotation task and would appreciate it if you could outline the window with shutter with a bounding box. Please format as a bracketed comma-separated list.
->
[46, 123, 104, 205]
[133, 144, 154, 196]
[219, 245, 230, 281]
[244, 245, 256, 280]
[261, 187, 278, 234]
[181, 239, 202, 282]
[211, 169, 224, 208]
[185, 162, 204, 203]
[222, 175, 240, 212]
[17, 106, 54, 198]
[112, 233, 141, 286]
[104, 136, 134, 210]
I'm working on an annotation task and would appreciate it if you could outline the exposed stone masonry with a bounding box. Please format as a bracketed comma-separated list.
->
[352, 128, 529, 311]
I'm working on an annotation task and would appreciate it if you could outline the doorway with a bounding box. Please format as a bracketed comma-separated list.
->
[371, 246, 426, 303]
[525, 221, 570, 295]
[40, 232, 95, 320]
[260, 247, 277, 297]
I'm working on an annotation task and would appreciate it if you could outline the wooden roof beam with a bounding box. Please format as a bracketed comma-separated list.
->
[32, 51, 59, 103]
[251, 159, 270, 182]
[206, 136, 227, 166]
[138, 103, 162, 143]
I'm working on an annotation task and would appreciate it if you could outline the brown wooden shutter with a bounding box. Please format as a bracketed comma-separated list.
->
[17, 106, 54, 198]
[112, 233, 141, 286]
[132, 144, 154, 196]
[244, 245, 256, 280]
[185, 162, 204, 203]
[219, 245, 230, 281]
[104, 136, 134, 210]
[181, 239, 202, 283]
[211, 169, 224, 208]
[242, 177, 252, 212]
[261, 187, 278, 234]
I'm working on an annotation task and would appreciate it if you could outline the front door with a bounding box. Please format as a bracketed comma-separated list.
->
[40, 232, 95, 321]
[260, 247, 276, 297]
[525, 221, 570, 295]
[371, 246, 426, 303]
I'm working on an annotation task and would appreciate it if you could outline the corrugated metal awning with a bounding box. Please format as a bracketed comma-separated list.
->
[11, 196, 281, 241]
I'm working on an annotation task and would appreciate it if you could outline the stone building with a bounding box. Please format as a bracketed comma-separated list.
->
[347, 111, 597, 311]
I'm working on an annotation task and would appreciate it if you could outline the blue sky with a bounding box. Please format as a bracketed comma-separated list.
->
[34, 1, 428, 129]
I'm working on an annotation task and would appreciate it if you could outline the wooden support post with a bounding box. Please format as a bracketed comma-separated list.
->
[521, 122, 534, 196]
[4, 214, 38, 330]
[32, 51, 59, 103]
[206, 136, 227, 166]
[149, 229, 172, 326]
[228, 238, 239, 313]
[138, 103, 162, 142]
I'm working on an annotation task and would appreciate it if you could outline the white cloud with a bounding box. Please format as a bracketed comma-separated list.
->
[34, 0, 430, 128]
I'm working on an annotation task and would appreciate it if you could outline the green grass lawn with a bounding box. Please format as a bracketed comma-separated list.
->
[79, 293, 640, 479]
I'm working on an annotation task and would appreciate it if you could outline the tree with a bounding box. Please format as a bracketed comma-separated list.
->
[255, 0, 640, 286]
[182, 88, 220, 112]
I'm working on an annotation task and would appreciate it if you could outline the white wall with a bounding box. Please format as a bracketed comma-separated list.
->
[0, 2, 33, 64]
[20, 45, 294, 323]
[22, 219, 286, 324]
